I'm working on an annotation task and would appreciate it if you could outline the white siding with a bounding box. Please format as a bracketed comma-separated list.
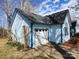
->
[62, 15, 70, 43]
[11, 13, 31, 47]
[76, 27, 79, 33]
[76, 20, 79, 33]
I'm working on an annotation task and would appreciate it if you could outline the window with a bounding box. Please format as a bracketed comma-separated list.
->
[35, 29, 48, 32]
[64, 27, 68, 35]
[71, 29, 75, 36]
[64, 23, 68, 36]
[35, 29, 38, 32]
[34, 29, 48, 40]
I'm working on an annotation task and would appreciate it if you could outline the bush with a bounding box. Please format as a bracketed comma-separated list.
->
[7, 41, 24, 50]
[16, 42, 24, 51]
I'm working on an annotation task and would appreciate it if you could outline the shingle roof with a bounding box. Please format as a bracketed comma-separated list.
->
[13, 8, 69, 25]
[14, 8, 51, 24]
[46, 9, 69, 24]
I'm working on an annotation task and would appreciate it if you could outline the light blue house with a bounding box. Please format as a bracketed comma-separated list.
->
[11, 8, 71, 48]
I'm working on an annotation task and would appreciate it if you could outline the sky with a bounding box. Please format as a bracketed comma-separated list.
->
[0, 0, 78, 28]
[0, 9, 7, 28]
[0, 0, 20, 29]
[32, 0, 78, 16]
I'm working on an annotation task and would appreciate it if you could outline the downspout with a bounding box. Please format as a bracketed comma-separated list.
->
[31, 23, 33, 48]
[61, 24, 63, 43]
[48, 28, 49, 41]
[48, 25, 51, 42]
[74, 26, 76, 36]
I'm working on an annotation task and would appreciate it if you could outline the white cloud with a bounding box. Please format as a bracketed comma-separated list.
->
[35, 0, 78, 17]
[61, 0, 78, 21]
[53, 0, 60, 4]
[36, 0, 53, 15]
[60, 0, 78, 9]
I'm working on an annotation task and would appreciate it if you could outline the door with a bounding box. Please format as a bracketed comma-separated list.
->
[34, 29, 48, 46]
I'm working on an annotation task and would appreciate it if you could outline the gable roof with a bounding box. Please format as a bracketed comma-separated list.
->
[46, 9, 69, 24]
[12, 8, 70, 25]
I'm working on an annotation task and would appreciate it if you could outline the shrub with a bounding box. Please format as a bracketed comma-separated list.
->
[7, 41, 24, 50]
[16, 42, 24, 51]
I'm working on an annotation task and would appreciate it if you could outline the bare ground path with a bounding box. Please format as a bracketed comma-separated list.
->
[0, 38, 78, 59]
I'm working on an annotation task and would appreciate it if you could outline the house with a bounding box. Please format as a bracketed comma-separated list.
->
[11, 8, 71, 48]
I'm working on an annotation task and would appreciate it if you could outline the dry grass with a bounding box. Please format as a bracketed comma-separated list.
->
[2, 38, 79, 59]
[0, 38, 20, 59]
[0, 38, 58, 59]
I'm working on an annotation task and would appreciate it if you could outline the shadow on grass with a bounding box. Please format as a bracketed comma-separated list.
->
[19, 44, 56, 59]
[28, 55, 49, 59]
[8, 41, 76, 59]
[50, 42, 75, 59]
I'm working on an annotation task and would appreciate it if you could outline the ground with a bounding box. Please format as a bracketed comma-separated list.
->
[0, 38, 79, 59]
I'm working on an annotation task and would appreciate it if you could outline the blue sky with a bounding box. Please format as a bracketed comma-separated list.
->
[31, 0, 70, 8]
[31, 0, 46, 7]
[34, 0, 77, 15]
[0, 0, 78, 28]
[31, 0, 69, 7]
[0, 0, 20, 28]
[0, 9, 7, 28]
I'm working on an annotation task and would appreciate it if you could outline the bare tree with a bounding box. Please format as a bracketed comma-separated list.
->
[20, 0, 35, 13]
[0, 0, 12, 25]
[0, 0, 14, 39]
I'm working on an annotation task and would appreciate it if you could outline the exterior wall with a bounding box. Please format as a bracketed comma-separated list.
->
[76, 19, 79, 33]
[62, 15, 70, 43]
[32, 24, 49, 48]
[11, 13, 31, 47]
[32, 18, 70, 48]
[49, 25, 61, 44]
[32, 24, 62, 48]
[76, 27, 79, 33]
